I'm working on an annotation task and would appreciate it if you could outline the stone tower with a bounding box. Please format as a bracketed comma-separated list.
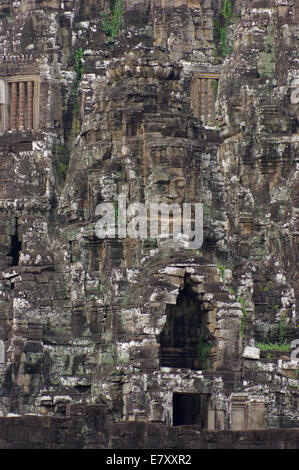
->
[0, 0, 298, 448]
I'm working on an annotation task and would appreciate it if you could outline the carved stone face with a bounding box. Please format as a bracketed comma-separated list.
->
[217, 97, 243, 138]
[145, 167, 186, 205]
[216, 75, 251, 139]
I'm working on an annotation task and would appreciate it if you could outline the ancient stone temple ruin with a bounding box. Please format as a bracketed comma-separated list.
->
[0, 0, 298, 449]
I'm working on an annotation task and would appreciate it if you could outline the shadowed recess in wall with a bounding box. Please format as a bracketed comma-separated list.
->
[7, 221, 21, 267]
[158, 286, 215, 370]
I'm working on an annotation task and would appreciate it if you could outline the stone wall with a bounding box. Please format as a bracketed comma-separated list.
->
[0, 0, 298, 447]
[0, 406, 298, 449]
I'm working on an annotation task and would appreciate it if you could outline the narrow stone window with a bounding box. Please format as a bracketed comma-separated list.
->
[173, 393, 212, 427]
[126, 121, 138, 137]
[8, 222, 22, 267]
[0, 76, 39, 133]
[191, 73, 220, 127]
[74, 385, 91, 394]
[0, 2, 10, 19]
[0, 340, 4, 364]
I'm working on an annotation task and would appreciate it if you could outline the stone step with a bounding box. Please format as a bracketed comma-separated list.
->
[186, 282, 231, 295]
[202, 292, 232, 302]
[188, 265, 222, 275]
[186, 273, 223, 284]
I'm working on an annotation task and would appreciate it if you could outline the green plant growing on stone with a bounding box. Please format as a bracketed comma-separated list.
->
[74, 48, 84, 80]
[58, 162, 68, 181]
[255, 314, 291, 352]
[256, 342, 291, 352]
[55, 145, 70, 182]
[259, 285, 269, 292]
[197, 336, 212, 369]
[256, 315, 291, 352]
[212, 79, 219, 100]
[114, 205, 119, 220]
[216, 264, 225, 280]
[101, 0, 124, 44]
[278, 313, 287, 346]
[120, 295, 130, 307]
[114, 203, 126, 226]
[214, 0, 233, 58]
[72, 47, 84, 123]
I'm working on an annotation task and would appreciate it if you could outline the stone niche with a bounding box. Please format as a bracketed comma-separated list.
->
[158, 286, 216, 370]
[230, 393, 265, 430]
[155, 264, 242, 373]
[173, 392, 214, 427]
[7, 220, 22, 268]
[0, 75, 40, 134]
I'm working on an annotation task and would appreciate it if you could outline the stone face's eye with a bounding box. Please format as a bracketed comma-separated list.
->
[157, 184, 168, 193]
[174, 179, 185, 190]
[153, 178, 169, 185]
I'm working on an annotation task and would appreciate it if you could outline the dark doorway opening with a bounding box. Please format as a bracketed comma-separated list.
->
[8, 223, 22, 267]
[74, 385, 91, 394]
[173, 393, 211, 427]
[158, 288, 215, 370]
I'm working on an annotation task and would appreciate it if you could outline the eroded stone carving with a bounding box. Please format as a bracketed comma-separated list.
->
[0, 0, 298, 442]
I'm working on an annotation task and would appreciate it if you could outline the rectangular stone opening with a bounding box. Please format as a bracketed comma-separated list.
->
[191, 73, 220, 128]
[158, 288, 215, 370]
[7, 220, 22, 267]
[173, 392, 211, 427]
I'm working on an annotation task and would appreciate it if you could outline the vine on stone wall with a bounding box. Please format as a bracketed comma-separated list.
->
[73, 47, 84, 119]
[197, 336, 212, 369]
[54, 145, 70, 184]
[214, 0, 233, 58]
[101, 0, 124, 44]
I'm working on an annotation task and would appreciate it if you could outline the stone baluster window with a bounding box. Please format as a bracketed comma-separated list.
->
[0, 76, 39, 133]
[191, 73, 220, 128]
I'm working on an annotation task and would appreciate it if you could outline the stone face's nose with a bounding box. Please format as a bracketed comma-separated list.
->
[168, 186, 178, 199]
[165, 178, 186, 203]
